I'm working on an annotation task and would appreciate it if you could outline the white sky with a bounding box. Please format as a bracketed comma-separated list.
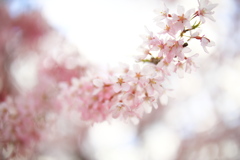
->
[38, 0, 204, 68]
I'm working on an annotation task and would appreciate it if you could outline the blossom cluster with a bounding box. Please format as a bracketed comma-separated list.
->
[0, 4, 85, 158]
[59, 0, 217, 124]
[0, 0, 217, 159]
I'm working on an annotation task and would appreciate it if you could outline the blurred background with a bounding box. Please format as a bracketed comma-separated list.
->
[1, 0, 240, 160]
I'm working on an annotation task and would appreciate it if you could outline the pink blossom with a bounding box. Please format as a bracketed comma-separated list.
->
[126, 64, 151, 85]
[158, 19, 177, 37]
[154, 3, 170, 22]
[200, 36, 215, 53]
[141, 93, 158, 113]
[163, 39, 191, 63]
[112, 76, 130, 93]
[145, 76, 164, 95]
[93, 78, 104, 87]
[191, 32, 215, 53]
[154, 59, 174, 77]
[197, 0, 218, 23]
[111, 101, 128, 119]
[185, 54, 199, 73]
[174, 54, 199, 77]
[174, 61, 186, 78]
[172, 6, 195, 29]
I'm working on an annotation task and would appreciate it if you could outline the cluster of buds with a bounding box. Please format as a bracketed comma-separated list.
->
[59, 0, 217, 124]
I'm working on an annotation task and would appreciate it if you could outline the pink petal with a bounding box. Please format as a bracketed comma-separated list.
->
[113, 84, 121, 93]
[93, 79, 103, 87]
[112, 109, 120, 118]
[122, 83, 130, 91]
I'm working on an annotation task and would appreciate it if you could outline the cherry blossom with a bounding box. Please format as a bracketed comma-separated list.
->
[154, 3, 170, 22]
[141, 93, 158, 113]
[196, 0, 218, 23]
[172, 6, 195, 29]
[126, 64, 150, 85]
[158, 19, 177, 37]
[191, 31, 215, 53]
[185, 54, 199, 73]
[111, 101, 129, 119]
[112, 76, 130, 93]
[154, 59, 174, 76]
[200, 36, 215, 53]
